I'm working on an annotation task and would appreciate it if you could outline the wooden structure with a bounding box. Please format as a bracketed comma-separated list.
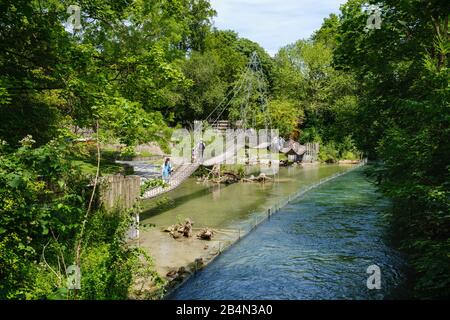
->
[100, 175, 141, 210]
[100, 175, 141, 240]
[211, 120, 230, 133]
[303, 143, 320, 162]
[280, 139, 307, 162]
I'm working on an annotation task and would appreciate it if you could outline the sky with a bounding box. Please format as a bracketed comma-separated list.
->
[210, 0, 348, 56]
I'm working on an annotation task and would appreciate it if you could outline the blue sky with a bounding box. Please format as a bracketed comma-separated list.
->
[210, 0, 347, 56]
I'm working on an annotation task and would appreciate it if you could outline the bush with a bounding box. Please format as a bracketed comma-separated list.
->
[140, 179, 168, 197]
[319, 141, 339, 163]
[0, 137, 163, 299]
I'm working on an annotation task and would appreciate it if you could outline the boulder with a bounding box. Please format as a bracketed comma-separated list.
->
[197, 228, 214, 240]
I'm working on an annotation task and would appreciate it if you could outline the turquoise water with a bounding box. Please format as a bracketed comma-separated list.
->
[141, 164, 352, 229]
[169, 168, 408, 300]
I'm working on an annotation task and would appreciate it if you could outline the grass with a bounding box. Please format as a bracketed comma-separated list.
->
[135, 151, 158, 157]
[71, 143, 133, 176]
[72, 160, 127, 176]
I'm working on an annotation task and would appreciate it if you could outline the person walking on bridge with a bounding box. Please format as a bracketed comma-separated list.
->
[192, 147, 196, 163]
[161, 158, 173, 183]
[198, 140, 206, 163]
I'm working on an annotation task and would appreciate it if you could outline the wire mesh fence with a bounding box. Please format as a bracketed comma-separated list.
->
[214, 159, 369, 254]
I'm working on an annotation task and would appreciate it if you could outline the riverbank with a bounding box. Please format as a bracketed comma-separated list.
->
[134, 162, 366, 298]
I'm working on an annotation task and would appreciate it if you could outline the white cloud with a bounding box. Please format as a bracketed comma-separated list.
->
[211, 0, 347, 56]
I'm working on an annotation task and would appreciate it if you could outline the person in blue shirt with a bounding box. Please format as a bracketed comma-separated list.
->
[161, 158, 172, 183]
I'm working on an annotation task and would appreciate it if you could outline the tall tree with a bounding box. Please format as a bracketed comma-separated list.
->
[334, 0, 450, 298]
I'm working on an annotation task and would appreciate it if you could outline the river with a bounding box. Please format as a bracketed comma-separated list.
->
[141, 164, 352, 229]
[165, 166, 408, 300]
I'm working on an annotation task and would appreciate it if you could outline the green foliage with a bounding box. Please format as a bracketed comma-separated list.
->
[299, 127, 321, 144]
[0, 137, 162, 299]
[334, 0, 450, 298]
[272, 37, 359, 146]
[140, 179, 168, 197]
[319, 137, 360, 163]
[0, 0, 212, 147]
[96, 97, 170, 147]
[191, 165, 209, 178]
[71, 144, 129, 176]
[235, 165, 246, 178]
[77, 207, 164, 300]
[271, 0, 450, 297]
[177, 50, 228, 122]
[264, 99, 302, 137]
[312, 14, 340, 49]
[176, 29, 274, 124]
[0, 0, 215, 299]
[319, 141, 339, 163]
[2, 0, 448, 300]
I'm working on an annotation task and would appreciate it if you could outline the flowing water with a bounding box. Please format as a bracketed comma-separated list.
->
[166, 167, 408, 300]
[141, 164, 352, 229]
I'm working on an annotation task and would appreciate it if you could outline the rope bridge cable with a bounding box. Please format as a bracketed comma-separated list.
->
[204, 63, 249, 123]
[204, 61, 251, 128]
[208, 71, 250, 129]
[205, 51, 272, 131]
[140, 52, 275, 199]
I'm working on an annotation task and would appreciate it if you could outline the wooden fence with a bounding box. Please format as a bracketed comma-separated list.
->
[304, 143, 320, 162]
[100, 175, 141, 241]
[100, 175, 141, 210]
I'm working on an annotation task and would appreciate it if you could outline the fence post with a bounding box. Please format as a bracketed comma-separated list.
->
[101, 175, 141, 210]
[100, 175, 141, 241]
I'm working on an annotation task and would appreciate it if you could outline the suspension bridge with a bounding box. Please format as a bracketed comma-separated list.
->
[122, 52, 278, 200]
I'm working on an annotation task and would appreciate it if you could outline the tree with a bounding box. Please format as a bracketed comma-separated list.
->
[272, 38, 358, 144]
[0, 0, 219, 299]
[333, 0, 450, 298]
[175, 30, 274, 124]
